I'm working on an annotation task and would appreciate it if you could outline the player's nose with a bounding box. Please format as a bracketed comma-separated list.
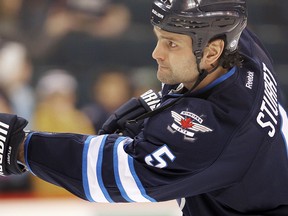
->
[152, 42, 165, 61]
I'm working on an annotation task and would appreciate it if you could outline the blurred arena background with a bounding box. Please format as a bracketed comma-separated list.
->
[0, 0, 287, 215]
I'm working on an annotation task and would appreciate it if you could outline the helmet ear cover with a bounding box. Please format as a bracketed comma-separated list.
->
[151, 0, 247, 63]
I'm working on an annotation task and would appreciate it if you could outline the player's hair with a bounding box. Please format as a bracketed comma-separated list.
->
[151, 0, 247, 65]
[220, 49, 243, 69]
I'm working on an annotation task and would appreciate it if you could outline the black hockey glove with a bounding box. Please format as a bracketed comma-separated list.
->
[0, 113, 28, 176]
[98, 89, 161, 137]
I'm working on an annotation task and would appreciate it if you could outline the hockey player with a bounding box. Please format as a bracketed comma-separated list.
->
[1, 0, 288, 215]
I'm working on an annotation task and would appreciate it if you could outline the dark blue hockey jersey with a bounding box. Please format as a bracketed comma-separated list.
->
[24, 28, 288, 216]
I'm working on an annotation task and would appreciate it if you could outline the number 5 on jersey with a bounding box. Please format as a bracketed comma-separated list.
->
[145, 145, 176, 168]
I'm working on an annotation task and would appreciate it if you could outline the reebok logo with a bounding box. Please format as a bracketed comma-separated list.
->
[0, 121, 9, 176]
[245, 71, 254, 89]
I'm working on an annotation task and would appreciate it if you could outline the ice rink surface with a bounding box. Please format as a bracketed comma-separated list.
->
[0, 198, 182, 216]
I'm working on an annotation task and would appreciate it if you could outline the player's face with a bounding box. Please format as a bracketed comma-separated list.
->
[152, 27, 199, 89]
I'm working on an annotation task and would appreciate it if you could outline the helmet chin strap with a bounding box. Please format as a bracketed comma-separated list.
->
[128, 53, 219, 123]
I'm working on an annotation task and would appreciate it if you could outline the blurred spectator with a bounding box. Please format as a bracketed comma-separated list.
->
[82, 70, 133, 132]
[32, 0, 143, 106]
[0, 0, 23, 40]
[31, 69, 95, 197]
[44, 0, 130, 40]
[0, 0, 157, 108]
[130, 66, 161, 97]
[33, 69, 95, 134]
[0, 41, 35, 127]
[35, 0, 131, 61]
[0, 87, 12, 113]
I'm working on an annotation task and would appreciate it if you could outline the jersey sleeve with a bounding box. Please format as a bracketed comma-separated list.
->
[25, 132, 159, 202]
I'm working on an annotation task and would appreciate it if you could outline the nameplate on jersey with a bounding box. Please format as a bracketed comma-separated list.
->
[256, 62, 278, 138]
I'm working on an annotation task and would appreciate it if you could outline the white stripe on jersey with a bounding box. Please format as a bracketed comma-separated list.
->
[114, 137, 156, 202]
[83, 135, 113, 203]
[279, 104, 288, 155]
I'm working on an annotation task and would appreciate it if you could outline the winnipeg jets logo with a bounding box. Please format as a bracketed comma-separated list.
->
[168, 111, 213, 141]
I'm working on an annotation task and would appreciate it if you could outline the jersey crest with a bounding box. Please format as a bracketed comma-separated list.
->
[168, 110, 213, 141]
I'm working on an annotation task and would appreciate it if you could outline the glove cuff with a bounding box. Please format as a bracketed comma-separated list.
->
[139, 89, 161, 111]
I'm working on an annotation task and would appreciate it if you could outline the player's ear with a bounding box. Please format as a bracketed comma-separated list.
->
[201, 39, 225, 70]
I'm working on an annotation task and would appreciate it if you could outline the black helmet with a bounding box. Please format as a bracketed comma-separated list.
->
[151, 0, 247, 63]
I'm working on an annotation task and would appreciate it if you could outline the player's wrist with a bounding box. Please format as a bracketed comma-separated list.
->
[17, 130, 30, 165]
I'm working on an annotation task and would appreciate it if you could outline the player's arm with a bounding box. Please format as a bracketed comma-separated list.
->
[21, 131, 155, 202]
[7, 100, 253, 203]
[19, 103, 240, 203]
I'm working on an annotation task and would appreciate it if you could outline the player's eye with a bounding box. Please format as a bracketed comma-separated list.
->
[168, 41, 177, 48]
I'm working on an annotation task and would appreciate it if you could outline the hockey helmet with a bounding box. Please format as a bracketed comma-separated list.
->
[151, 0, 247, 62]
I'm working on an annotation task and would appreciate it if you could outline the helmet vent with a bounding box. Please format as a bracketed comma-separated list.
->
[169, 18, 209, 29]
[212, 17, 236, 28]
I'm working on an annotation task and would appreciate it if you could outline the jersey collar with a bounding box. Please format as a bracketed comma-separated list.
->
[192, 66, 237, 95]
[166, 66, 237, 97]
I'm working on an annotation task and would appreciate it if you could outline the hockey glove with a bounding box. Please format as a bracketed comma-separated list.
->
[0, 113, 28, 176]
[98, 89, 161, 137]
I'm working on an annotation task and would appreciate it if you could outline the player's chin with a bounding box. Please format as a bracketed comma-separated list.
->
[157, 66, 171, 76]
[157, 70, 168, 83]
[157, 71, 175, 85]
